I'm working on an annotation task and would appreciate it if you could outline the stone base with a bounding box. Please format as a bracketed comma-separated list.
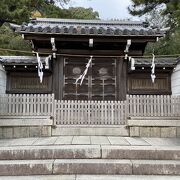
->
[0, 126, 52, 139]
[52, 125, 129, 136]
[130, 126, 180, 138]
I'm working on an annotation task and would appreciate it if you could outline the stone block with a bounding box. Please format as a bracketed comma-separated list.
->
[0, 160, 53, 176]
[139, 127, 151, 137]
[150, 127, 161, 137]
[53, 159, 132, 175]
[102, 146, 180, 160]
[176, 127, 180, 137]
[53, 145, 101, 159]
[2, 127, 13, 139]
[29, 127, 41, 137]
[161, 127, 177, 138]
[0, 128, 3, 139]
[52, 126, 129, 136]
[132, 160, 180, 175]
[41, 126, 52, 137]
[13, 127, 30, 138]
[130, 127, 139, 137]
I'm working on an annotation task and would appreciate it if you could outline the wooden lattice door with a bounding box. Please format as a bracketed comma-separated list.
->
[63, 57, 117, 100]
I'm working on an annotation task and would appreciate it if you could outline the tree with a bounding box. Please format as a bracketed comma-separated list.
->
[0, 0, 72, 26]
[129, 0, 180, 55]
[63, 7, 99, 19]
[0, 23, 31, 55]
[129, 0, 180, 30]
[0, 0, 99, 55]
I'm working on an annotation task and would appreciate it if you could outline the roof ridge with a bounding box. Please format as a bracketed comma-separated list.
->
[30, 18, 146, 27]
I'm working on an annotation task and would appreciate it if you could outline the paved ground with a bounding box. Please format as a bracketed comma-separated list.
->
[0, 136, 180, 179]
[0, 136, 180, 146]
[0, 175, 180, 180]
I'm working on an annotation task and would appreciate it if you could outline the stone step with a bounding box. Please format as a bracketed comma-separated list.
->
[0, 145, 101, 160]
[1, 175, 180, 180]
[0, 159, 180, 175]
[54, 159, 180, 175]
[52, 125, 129, 136]
[129, 116, 180, 120]
[102, 146, 180, 160]
[0, 145, 180, 160]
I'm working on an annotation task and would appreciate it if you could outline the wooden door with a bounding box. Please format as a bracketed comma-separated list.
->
[63, 57, 117, 100]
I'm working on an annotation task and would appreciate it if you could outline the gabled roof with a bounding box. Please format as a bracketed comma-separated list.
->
[10, 18, 163, 37]
[134, 57, 179, 67]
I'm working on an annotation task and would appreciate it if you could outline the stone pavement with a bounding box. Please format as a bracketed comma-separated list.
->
[0, 175, 180, 180]
[1, 136, 180, 146]
[0, 136, 180, 179]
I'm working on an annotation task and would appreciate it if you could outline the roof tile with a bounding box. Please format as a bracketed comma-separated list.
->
[11, 18, 164, 37]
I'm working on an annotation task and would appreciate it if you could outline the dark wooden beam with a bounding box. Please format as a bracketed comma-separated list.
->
[24, 34, 157, 43]
[36, 49, 143, 56]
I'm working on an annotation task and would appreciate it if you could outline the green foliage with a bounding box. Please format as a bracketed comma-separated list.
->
[0, 0, 99, 55]
[129, 0, 180, 29]
[145, 27, 180, 55]
[0, 24, 31, 55]
[129, 0, 180, 55]
[65, 7, 99, 19]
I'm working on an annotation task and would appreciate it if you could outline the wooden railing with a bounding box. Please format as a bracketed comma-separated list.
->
[0, 94, 180, 125]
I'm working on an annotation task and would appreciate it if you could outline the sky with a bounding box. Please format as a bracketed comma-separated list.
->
[67, 0, 138, 20]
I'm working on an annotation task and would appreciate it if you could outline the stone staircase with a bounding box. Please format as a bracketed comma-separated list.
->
[0, 143, 180, 178]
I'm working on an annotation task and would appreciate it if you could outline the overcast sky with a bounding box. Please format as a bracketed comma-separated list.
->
[67, 0, 138, 20]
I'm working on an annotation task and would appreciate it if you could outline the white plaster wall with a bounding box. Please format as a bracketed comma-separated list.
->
[0, 64, 6, 94]
[171, 63, 180, 95]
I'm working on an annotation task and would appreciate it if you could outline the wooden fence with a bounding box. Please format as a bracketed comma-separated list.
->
[127, 95, 180, 117]
[55, 100, 127, 125]
[0, 94, 180, 125]
[0, 94, 54, 116]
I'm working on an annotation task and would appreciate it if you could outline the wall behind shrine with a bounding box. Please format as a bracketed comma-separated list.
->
[171, 63, 180, 95]
[0, 64, 6, 94]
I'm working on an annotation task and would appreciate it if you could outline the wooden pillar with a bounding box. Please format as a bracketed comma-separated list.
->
[116, 57, 127, 101]
[52, 55, 64, 100]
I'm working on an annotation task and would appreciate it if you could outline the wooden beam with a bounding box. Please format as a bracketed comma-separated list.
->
[24, 34, 157, 43]
[36, 49, 143, 56]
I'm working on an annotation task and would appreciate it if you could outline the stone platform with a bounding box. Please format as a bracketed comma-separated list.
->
[0, 136, 180, 179]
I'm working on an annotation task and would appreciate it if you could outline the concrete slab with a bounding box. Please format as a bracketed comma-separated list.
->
[125, 137, 151, 146]
[108, 137, 130, 145]
[132, 160, 180, 175]
[32, 137, 58, 146]
[76, 175, 180, 180]
[53, 159, 132, 175]
[54, 136, 73, 145]
[0, 139, 13, 146]
[7, 138, 38, 146]
[102, 146, 180, 160]
[0, 145, 101, 160]
[52, 145, 101, 159]
[91, 136, 110, 145]
[0, 175, 75, 180]
[143, 138, 180, 146]
[0, 160, 53, 176]
[72, 136, 91, 145]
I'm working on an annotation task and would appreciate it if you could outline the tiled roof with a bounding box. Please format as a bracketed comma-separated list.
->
[0, 56, 45, 65]
[10, 18, 163, 37]
[134, 57, 179, 67]
[0, 56, 178, 67]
